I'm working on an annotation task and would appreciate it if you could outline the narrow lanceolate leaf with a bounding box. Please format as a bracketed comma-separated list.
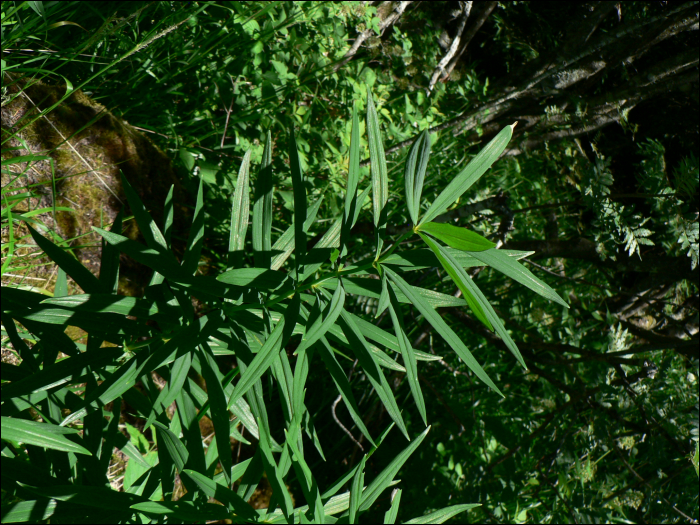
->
[420, 123, 515, 226]
[257, 417, 294, 519]
[270, 196, 324, 271]
[349, 455, 367, 524]
[152, 420, 189, 472]
[182, 469, 258, 520]
[418, 222, 495, 252]
[253, 131, 273, 268]
[120, 172, 169, 254]
[384, 266, 504, 397]
[296, 283, 345, 355]
[338, 308, 409, 440]
[387, 285, 427, 425]
[229, 149, 252, 267]
[163, 185, 175, 247]
[342, 101, 362, 258]
[317, 337, 375, 447]
[420, 234, 526, 369]
[217, 268, 287, 291]
[405, 504, 481, 524]
[182, 176, 205, 275]
[2, 417, 91, 455]
[405, 129, 431, 225]
[284, 428, 325, 523]
[226, 315, 285, 409]
[469, 249, 569, 308]
[367, 90, 388, 256]
[419, 233, 493, 330]
[198, 345, 233, 485]
[359, 427, 431, 512]
[26, 225, 102, 294]
[289, 129, 307, 278]
[384, 488, 402, 524]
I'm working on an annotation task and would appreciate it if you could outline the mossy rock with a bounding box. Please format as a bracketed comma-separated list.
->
[1, 72, 192, 297]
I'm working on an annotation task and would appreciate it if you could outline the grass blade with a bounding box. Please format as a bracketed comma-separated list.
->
[405, 129, 431, 225]
[384, 266, 504, 397]
[257, 416, 294, 519]
[270, 195, 324, 271]
[253, 130, 273, 268]
[229, 149, 252, 267]
[420, 124, 515, 225]
[418, 221, 495, 252]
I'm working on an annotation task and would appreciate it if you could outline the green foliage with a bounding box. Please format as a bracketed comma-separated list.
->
[3, 2, 697, 524]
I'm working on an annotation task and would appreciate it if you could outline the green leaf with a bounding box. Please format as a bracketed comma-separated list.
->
[418, 233, 493, 330]
[253, 131, 273, 268]
[338, 308, 409, 440]
[40, 294, 179, 320]
[381, 248, 534, 271]
[420, 124, 515, 225]
[257, 416, 294, 519]
[284, 428, 325, 523]
[418, 222, 495, 252]
[419, 233, 526, 368]
[405, 129, 431, 225]
[317, 337, 375, 447]
[384, 488, 402, 524]
[469, 249, 569, 308]
[349, 455, 367, 524]
[0, 500, 57, 523]
[229, 149, 252, 267]
[182, 176, 206, 275]
[226, 315, 285, 409]
[386, 285, 427, 425]
[197, 345, 233, 485]
[289, 128, 307, 278]
[384, 266, 504, 397]
[0, 347, 123, 401]
[26, 225, 102, 294]
[367, 89, 388, 256]
[359, 426, 431, 511]
[120, 172, 169, 254]
[130, 501, 231, 522]
[1, 417, 91, 455]
[181, 469, 258, 520]
[341, 101, 361, 258]
[270, 195, 323, 271]
[217, 268, 287, 290]
[152, 420, 189, 472]
[405, 504, 481, 524]
[296, 282, 345, 355]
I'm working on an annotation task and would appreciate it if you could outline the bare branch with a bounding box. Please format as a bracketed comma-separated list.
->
[428, 1, 472, 93]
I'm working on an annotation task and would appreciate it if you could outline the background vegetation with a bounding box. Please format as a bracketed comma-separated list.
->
[2, 1, 698, 523]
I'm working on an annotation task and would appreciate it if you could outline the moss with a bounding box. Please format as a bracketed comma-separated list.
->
[1, 72, 192, 297]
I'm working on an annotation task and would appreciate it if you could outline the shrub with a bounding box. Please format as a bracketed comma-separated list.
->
[1, 90, 566, 524]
